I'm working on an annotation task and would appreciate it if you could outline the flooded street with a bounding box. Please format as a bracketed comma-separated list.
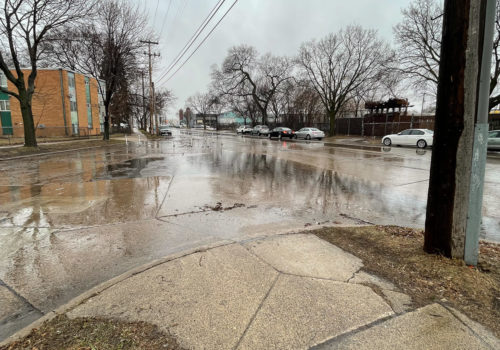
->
[1, 130, 500, 340]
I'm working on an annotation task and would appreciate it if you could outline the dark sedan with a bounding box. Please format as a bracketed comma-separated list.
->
[268, 127, 295, 139]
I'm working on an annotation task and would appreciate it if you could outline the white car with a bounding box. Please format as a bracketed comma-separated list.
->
[382, 129, 434, 148]
[236, 125, 253, 134]
[488, 130, 500, 150]
[294, 127, 325, 140]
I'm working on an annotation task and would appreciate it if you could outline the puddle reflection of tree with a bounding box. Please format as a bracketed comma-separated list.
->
[200, 150, 426, 223]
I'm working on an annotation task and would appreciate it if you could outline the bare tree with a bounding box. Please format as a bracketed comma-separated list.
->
[187, 92, 212, 130]
[44, 0, 150, 139]
[392, 0, 441, 96]
[394, 0, 500, 110]
[297, 25, 390, 135]
[0, 0, 96, 147]
[211, 45, 294, 125]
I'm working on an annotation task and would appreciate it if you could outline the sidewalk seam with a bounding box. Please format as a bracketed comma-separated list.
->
[441, 303, 497, 350]
[309, 313, 397, 349]
[232, 274, 280, 350]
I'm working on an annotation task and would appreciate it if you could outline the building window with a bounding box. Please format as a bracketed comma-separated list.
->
[0, 100, 10, 111]
[68, 74, 76, 88]
[0, 73, 7, 88]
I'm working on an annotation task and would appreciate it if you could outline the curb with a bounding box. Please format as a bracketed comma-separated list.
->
[0, 239, 234, 347]
[0, 223, 363, 346]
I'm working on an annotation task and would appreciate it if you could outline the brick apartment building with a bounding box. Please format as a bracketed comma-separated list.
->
[0, 68, 105, 137]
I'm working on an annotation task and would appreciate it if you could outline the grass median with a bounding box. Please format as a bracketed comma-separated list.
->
[0, 139, 125, 159]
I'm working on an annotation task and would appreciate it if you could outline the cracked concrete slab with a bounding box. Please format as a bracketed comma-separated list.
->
[68, 244, 278, 350]
[237, 274, 393, 349]
[315, 303, 496, 349]
[244, 234, 363, 281]
[381, 289, 412, 314]
[349, 270, 397, 291]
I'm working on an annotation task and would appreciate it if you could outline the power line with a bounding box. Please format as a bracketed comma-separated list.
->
[152, 0, 160, 26]
[160, 0, 239, 86]
[157, 0, 226, 84]
[159, 0, 173, 39]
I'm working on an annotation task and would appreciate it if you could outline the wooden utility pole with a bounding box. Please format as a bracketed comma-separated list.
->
[141, 40, 159, 135]
[141, 71, 146, 130]
[424, 0, 494, 261]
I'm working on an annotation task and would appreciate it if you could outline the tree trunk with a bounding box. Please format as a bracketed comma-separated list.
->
[424, 0, 479, 258]
[20, 95, 37, 147]
[328, 109, 336, 136]
[103, 101, 110, 140]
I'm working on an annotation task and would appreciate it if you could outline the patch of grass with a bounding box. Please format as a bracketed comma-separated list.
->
[313, 225, 500, 337]
[0, 315, 184, 350]
[0, 139, 124, 159]
[138, 129, 163, 140]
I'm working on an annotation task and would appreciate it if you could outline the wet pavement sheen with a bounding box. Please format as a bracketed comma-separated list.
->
[0, 130, 499, 340]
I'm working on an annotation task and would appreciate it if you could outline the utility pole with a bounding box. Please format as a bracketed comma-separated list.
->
[141, 40, 159, 135]
[424, 0, 495, 263]
[464, 0, 496, 265]
[141, 71, 146, 130]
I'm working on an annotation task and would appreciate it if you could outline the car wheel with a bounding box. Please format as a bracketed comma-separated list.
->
[417, 139, 427, 149]
[318, 138, 322, 141]
[258, 132, 261, 136]
[306, 134, 311, 140]
[383, 138, 392, 146]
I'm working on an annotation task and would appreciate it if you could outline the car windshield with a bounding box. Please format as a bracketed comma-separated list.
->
[310, 128, 320, 131]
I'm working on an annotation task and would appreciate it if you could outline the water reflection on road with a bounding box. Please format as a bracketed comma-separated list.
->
[0, 132, 499, 340]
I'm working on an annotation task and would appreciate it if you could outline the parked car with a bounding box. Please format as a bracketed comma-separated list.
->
[382, 129, 434, 148]
[294, 127, 325, 140]
[251, 125, 270, 136]
[268, 127, 295, 139]
[237, 125, 253, 134]
[488, 130, 500, 150]
[159, 126, 172, 136]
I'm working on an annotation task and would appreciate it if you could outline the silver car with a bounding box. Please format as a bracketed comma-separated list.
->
[488, 130, 500, 150]
[251, 125, 270, 136]
[294, 127, 325, 140]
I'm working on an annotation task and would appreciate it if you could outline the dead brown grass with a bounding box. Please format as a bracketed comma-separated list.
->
[313, 225, 500, 337]
[0, 139, 124, 159]
[0, 315, 184, 350]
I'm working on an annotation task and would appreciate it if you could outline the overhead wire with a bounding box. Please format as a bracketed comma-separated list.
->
[159, 0, 239, 86]
[159, 0, 173, 39]
[156, 0, 227, 84]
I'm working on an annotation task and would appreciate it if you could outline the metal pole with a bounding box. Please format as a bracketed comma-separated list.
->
[464, 0, 496, 265]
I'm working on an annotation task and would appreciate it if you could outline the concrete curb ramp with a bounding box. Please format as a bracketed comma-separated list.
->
[3, 233, 499, 349]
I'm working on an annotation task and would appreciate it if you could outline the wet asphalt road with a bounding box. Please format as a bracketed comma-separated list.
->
[0, 130, 499, 340]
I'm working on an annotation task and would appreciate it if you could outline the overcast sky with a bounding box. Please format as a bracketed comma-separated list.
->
[135, 0, 417, 120]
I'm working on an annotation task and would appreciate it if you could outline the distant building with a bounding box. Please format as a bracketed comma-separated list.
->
[0, 68, 104, 137]
[179, 108, 184, 122]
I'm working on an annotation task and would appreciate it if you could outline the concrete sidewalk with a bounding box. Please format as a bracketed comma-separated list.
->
[3, 233, 499, 349]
